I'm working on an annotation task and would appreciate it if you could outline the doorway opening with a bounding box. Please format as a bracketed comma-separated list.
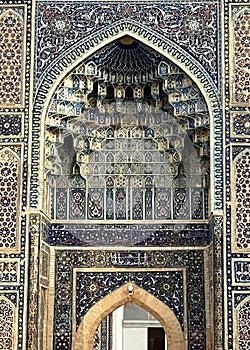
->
[148, 328, 165, 350]
[74, 283, 185, 350]
[108, 303, 167, 350]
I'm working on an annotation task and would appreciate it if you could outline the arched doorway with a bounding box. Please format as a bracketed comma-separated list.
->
[112, 304, 166, 350]
[74, 284, 186, 350]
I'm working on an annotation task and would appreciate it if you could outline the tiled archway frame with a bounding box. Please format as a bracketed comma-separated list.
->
[31, 18, 222, 212]
[74, 283, 186, 350]
[29, 18, 223, 349]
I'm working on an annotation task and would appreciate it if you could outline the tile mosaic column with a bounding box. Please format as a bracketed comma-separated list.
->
[225, 2, 250, 349]
[213, 215, 223, 350]
[0, 2, 32, 350]
[27, 214, 41, 350]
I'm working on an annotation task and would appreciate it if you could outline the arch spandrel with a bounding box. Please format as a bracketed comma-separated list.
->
[74, 283, 186, 350]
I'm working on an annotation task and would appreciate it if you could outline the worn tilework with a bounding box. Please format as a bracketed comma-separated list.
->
[226, 2, 250, 350]
[47, 223, 210, 247]
[0, 2, 32, 350]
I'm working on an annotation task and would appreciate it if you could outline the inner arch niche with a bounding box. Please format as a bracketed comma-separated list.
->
[44, 36, 210, 226]
[41, 37, 212, 349]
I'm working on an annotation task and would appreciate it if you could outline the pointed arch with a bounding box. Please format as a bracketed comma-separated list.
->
[74, 283, 186, 350]
[36, 20, 219, 116]
[0, 146, 20, 160]
[31, 18, 222, 213]
[0, 8, 23, 22]
[235, 296, 250, 350]
[0, 296, 17, 350]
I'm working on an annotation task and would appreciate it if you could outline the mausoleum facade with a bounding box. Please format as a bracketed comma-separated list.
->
[0, 1, 249, 349]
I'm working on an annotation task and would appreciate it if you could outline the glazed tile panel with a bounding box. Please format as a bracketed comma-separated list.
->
[35, 2, 219, 85]
[47, 223, 210, 246]
[55, 249, 206, 349]
[0, 3, 32, 350]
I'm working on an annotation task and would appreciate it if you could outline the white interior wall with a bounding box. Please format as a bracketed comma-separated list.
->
[112, 306, 124, 350]
[112, 305, 167, 350]
[123, 327, 147, 350]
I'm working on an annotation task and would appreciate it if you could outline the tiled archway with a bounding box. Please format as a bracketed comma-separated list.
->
[74, 283, 186, 350]
[30, 9, 220, 350]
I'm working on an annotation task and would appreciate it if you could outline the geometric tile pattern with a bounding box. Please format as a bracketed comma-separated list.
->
[0, 147, 20, 250]
[231, 113, 250, 137]
[232, 7, 250, 104]
[0, 9, 25, 107]
[0, 296, 16, 350]
[0, 114, 23, 137]
[233, 149, 250, 251]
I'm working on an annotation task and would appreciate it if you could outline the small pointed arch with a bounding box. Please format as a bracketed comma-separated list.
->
[233, 6, 250, 21]
[0, 146, 20, 161]
[0, 295, 17, 350]
[236, 295, 250, 311]
[233, 147, 250, 163]
[232, 148, 250, 251]
[0, 8, 23, 23]
[0, 147, 20, 196]
[0, 295, 16, 312]
[74, 283, 186, 350]
[235, 296, 250, 350]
